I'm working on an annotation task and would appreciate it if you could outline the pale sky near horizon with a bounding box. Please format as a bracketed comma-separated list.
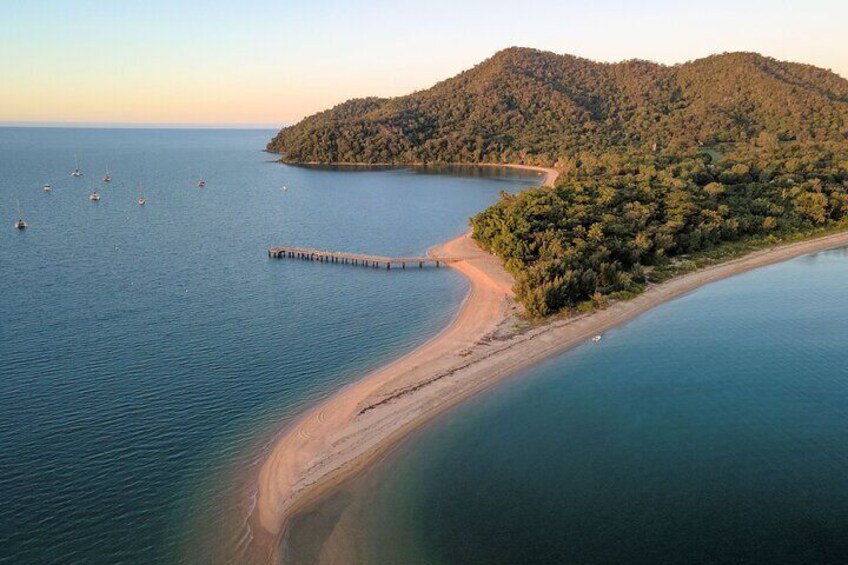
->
[2, 0, 846, 127]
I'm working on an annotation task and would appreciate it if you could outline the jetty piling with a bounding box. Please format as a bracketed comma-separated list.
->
[268, 246, 451, 270]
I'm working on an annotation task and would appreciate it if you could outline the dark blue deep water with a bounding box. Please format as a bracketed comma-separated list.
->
[0, 127, 537, 564]
[292, 248, 848, 564]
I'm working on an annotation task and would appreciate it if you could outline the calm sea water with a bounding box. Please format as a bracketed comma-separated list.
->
[290, 248, 848, 564]
[0, 127, 538, 564]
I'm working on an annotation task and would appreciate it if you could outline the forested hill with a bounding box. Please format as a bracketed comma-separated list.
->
[267, 47, 848, 165]
[270, 49, 848, 318]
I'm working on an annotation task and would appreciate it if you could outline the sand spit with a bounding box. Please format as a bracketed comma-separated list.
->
[251, 164, 848, 563]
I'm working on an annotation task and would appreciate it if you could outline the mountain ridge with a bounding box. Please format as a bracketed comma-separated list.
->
[268, 47, 848, 166]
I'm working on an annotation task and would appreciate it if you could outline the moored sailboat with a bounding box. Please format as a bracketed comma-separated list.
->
[71, 155, 83, 177]
[14, 201, 27, 229]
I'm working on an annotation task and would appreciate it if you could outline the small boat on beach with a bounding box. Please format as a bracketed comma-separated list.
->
[89, 192, 100, 202]
[591, 335, 602, 343]
[43, 184, 53, 192]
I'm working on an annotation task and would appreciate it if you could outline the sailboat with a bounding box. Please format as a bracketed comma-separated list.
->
[137, 184, 146, 206]
[14, 201, 27, 229]
[71, 155, 83, 177]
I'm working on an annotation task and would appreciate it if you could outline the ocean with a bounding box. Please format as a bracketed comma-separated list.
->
[0, 127, 536, 564]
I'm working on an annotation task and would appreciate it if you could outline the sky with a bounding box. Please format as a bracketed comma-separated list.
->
[1, 0, 846, 128]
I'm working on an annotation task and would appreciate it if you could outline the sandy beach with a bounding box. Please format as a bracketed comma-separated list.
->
[251, 165, 848, 563]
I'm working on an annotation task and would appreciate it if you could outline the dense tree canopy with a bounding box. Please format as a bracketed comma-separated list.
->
[471, 141, 848, 316]
[268, 47, 848, 316]
[268, 48, 848, 165]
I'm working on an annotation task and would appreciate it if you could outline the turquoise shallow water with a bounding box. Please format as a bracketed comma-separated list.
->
[290, 248, 848, 564]
[0, 127, 536, 564]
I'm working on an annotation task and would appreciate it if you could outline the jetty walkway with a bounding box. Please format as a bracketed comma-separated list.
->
[268, 246, 453, 269]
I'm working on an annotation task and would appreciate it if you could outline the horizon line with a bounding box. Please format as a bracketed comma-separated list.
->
[0, 121, 287, 130]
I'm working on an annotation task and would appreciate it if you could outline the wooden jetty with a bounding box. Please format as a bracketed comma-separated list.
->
[268, 246, 453, 269]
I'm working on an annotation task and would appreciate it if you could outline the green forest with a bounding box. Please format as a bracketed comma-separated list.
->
[471, 141, 848, 315]
[268, 48, 848, 316]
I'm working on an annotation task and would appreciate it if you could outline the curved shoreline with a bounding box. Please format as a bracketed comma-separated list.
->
[250, 165, 848, 563]
[275, 160, 560, 185]
[250, 232, 525, 562]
